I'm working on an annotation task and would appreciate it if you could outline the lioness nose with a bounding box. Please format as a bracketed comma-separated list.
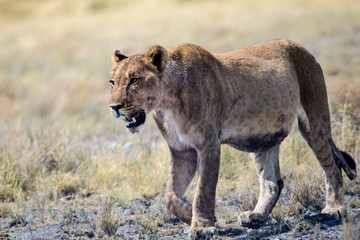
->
[109, 103, 124, 111]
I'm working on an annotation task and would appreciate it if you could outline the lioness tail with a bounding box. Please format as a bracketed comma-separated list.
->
[330, 139, 357, 180]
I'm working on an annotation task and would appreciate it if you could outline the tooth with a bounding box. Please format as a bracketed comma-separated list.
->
[113, 111, 119, 119]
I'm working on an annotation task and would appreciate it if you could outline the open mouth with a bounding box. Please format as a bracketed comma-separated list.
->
[124, 110, 146, 129]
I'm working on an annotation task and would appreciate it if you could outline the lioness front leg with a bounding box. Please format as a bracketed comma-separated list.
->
[239, 144, 283, 228]
[190, 141, 221, 240]
[164, 146, 197, 225]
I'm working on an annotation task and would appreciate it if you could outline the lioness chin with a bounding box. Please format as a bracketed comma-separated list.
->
[108, 39, 357, 239]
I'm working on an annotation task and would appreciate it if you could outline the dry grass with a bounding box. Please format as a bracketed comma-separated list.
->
[0, 0, 359, 238]
[98, 195, 120, 236]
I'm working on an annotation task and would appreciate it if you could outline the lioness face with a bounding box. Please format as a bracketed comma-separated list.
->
[109, 46, 168, 133]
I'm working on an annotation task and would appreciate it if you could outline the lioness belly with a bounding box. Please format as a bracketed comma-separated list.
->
[219, 110, 297, 152]
[222, 129, 289, 152]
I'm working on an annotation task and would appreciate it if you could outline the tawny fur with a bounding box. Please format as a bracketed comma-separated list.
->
[109, 39, 357, 239]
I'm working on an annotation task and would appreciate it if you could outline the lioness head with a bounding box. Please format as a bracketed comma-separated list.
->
[109, 45, 168, 133]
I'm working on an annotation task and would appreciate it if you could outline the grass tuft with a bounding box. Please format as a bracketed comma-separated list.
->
[98, 195, 120, 237]
[0, 185, 15, 202]
[0, 203, 11, 218]
[288, 173, 324, 215]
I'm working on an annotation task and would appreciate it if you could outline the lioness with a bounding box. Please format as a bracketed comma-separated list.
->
[108, 39, 356, 239]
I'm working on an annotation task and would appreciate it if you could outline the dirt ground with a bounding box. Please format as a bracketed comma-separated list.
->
[1, 192, 359, 240]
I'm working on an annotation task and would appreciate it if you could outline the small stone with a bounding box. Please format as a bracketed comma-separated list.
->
[183, 227, 190, 234]
[122, 209, 130, 216]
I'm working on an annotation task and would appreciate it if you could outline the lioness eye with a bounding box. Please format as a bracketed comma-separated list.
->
[129, 78, 139, 85]
[109, 80, 114, 86]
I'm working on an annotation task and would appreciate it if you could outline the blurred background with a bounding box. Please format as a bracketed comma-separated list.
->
[0, 0, 359, 206]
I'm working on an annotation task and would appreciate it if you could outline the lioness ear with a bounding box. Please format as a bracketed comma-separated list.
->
[145, 45, 168, 73]
[113, 50, 127, 63]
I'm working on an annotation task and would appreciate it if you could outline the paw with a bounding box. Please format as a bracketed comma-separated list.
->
[321, 206, 347, 220]
[189, 226, 217, 240]
[238, 211, 266, 229]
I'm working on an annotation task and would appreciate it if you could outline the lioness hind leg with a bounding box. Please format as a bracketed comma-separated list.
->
[164, 146, 197, 225]
[238, 144, 283, 228]
[298, 118, 345, 218]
